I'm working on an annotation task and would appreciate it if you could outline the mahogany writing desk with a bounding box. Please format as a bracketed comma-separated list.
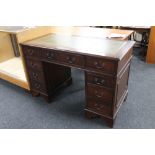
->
[21, 34, 135, 127]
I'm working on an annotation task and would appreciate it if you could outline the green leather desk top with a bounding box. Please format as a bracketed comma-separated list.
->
[22, 33, 135, 60]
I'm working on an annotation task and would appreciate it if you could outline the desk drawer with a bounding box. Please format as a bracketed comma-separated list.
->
[58, 52, 85, 67]
[23, 46, 40, 58]
[85, 56, 116, 74]
[86, 99, 112, 116]
[41, 49, 57, 61]
[86, 84, 113, 103]
[29, 69, 45, 82]
[26, 59, 42, 71]
[86, 72, 115, 88]
[31, 81, 46, 93]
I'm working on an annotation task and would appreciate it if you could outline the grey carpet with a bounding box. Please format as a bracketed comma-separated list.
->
[0, 49, 155, 128]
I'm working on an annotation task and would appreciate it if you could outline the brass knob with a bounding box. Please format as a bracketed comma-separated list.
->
[34, 83, 40, 89]
[94, 90, 102, 98]
[28, 49, 34, 55]
[32, 73, 38, 79]
[30, 62, 36, 68]
[94, 61, 105, 69]
[66, 56, 76, 64]
[94, 77, 105, 85]
[46, 52, 54, 59]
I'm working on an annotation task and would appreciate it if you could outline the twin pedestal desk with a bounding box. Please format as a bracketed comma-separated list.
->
[21, 34, 135, 127]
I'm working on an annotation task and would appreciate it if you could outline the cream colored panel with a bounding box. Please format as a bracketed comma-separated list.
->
[0, 58, 29, 90]
[0, 32, 14, 62]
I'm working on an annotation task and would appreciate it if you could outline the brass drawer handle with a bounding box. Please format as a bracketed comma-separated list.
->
[94, 103, 100, 110]
[94, 103, 104, 110]
[46, 52, 54, 59]
[66, 56, 76, 64]
[32, 72, 38, 79]
[94, 61, 105, 69]
[34, 83, 40, 89]
[30, 62, 36, 68]
[94, 90, 103, 98]
[28, 49, 34, 56]
[94, 77, 105, 85]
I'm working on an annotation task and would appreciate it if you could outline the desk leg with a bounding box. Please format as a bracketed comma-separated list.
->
[31, 90, 40, 97]
[85, 110, 114, 128]
[42, 94, 52, 103]
[85, 111, 99, 119]
[103, 117, 114, 128]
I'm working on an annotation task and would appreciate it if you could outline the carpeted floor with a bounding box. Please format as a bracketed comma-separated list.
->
[0, 48, 155, 129]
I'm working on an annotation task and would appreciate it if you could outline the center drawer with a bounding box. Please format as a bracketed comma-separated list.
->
[57, 52, 85, 67]
[41, 49, 57, 61]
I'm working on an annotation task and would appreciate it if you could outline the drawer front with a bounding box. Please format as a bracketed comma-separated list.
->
[31, 81, 46, 93]
[28, 70, 45, 82]
[86, 84, 113, 103]
[86, 56, 116, 74]
[26, 59, 42, 71]
[41, 49, 57, 61]
[24, 46, 40, 58]
[58, 52, 85, 67]
[86, 72, 115, 88]
[86, 99, 112, 116]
